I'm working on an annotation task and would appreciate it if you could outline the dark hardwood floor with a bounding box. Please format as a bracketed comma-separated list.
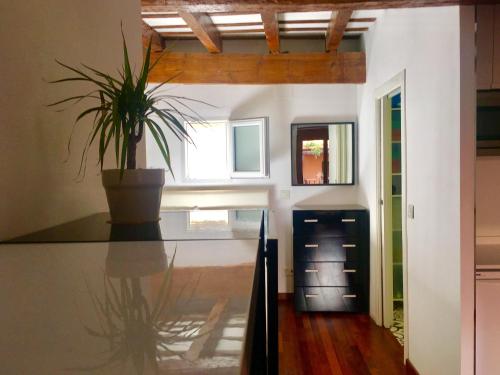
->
[278, 297, 407, 375]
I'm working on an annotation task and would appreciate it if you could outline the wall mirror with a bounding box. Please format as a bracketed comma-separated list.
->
[291, 122, 354, 185]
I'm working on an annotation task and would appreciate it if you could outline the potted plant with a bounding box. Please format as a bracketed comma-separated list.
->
[49, 31, 206, 223]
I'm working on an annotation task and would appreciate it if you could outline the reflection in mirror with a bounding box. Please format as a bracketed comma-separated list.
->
[291, 122, 354, 185]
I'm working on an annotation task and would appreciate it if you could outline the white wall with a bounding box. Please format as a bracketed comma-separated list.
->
[146, 84, 359, 292]
[0, 0, 143, 239]
[357, 6, 475, 375]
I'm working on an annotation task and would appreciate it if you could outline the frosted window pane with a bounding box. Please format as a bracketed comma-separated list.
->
[234, 125, 260, 172]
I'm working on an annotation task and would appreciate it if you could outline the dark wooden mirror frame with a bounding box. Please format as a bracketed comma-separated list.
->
[290, 122, 355, 186]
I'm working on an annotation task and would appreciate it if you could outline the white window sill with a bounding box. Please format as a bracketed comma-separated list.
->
[161, 184, 272, 210]
[164, 182, 274, 191]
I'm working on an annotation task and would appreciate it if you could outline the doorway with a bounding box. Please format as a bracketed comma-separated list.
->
[376, 71, 408, 359]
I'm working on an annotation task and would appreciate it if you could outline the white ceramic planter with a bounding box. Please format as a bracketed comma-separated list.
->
[102, 169, 165, 224]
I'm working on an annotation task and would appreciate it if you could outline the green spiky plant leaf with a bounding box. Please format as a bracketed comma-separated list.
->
[49, 27, 211, 179]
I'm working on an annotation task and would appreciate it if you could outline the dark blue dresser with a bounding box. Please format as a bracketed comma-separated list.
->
[293, 206, 370, 312]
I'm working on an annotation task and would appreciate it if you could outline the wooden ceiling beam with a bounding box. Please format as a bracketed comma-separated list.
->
[281, 26, 368, 32]
[160, 32, 198, 36]
[326, 10, 353, 52]
[216, 22, 262, 27]
[153, 21, 263, 28]
[178, 11, 222, 53]
[161, 34, 362, 40]
[141, 13, 179, 18]
[159, 26, 367, 36]
[147, 19, 377, 30]
[278, 18, 376, 24]
[344, 27, 368, 32]
[142, 0, 458, 13]
[207, 11, 262, 16]
[350, 17, 377, 22]
[147, 51, 366, 84]
[261, 11, 280, 54]
[142, 22, 165, 52]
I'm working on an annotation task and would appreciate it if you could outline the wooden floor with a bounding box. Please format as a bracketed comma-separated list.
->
[278, 298, 407, 375]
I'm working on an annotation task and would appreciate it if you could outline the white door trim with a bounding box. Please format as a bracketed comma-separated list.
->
[374, 70, 409, 360]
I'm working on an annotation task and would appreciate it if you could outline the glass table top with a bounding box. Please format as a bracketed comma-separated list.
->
[2, 209, 265, 243]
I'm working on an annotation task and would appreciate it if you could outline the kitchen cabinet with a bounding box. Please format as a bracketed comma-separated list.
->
[477, 5, 500, 90]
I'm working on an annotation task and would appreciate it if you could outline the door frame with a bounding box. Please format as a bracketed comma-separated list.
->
[374, 70, 409, 360]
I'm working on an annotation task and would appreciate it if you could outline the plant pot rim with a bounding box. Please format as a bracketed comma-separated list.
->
[101, 168, 166, 185]
[102, 168, 165, 173]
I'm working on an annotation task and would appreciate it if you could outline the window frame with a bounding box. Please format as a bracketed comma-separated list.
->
[183, 117, 269, 182]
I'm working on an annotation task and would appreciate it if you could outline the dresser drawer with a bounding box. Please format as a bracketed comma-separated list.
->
[293, 210, 366, 237]
[294, 236, 359, 262]
[294, 286, 364, 312]
[294, 262, 359, 287]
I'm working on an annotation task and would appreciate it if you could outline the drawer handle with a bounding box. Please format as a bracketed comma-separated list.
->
[304, 219, 318, 223]
[305, 244, 319, 248]
[343, 269, 357, 273]
[305, 269, 318, 273]
[305, 294, 319, 298]
[343, 294, 357, 298]
[342, 218, 356, 223]
[342, 244, 356, 248]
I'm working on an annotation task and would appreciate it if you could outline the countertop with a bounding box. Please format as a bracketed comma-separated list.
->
[0, 209, 264, 374]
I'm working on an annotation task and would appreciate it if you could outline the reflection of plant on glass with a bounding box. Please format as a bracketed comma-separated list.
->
[72, 251, 208, 374]
[302, 140, 323, 158]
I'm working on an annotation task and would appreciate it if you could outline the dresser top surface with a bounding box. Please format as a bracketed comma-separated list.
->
[293, 204, 368, 211]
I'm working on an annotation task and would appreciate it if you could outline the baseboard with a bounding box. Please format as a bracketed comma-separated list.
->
[405, 359, 419, 375]
[278, 292, 293, 301]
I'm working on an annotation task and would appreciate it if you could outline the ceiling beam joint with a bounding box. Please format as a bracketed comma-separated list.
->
[325, 10, 353, 52]
[261, 11, 280, 54]
[142, 22, 165, 53]
[178, 11, 222, 53]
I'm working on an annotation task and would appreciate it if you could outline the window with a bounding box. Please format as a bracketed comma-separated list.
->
[185, 121, 228, 180]
[185, 118, 268, 180]
[188, 210, 229, 230]
[229, 118, 269, 178]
